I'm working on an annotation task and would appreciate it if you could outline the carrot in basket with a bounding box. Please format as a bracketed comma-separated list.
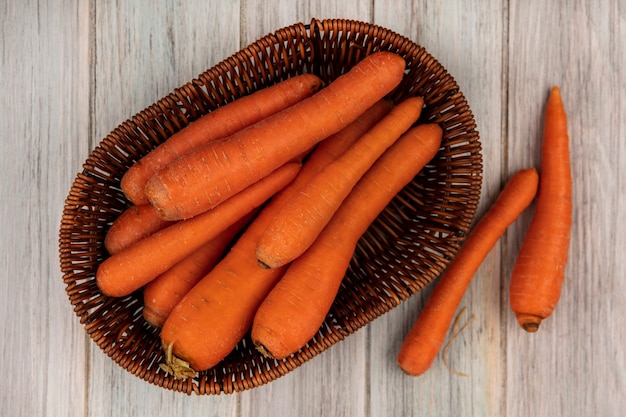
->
[142, 214, 253, 328]
[95, 162, 300, 298]
[251, 123, 443, 360]
[397, 168, 539, 376]
[104, 203, 174, 255]
[305, 99, 395, 165]
[157, 106, 392, 375]
[121, 74, 324, 205]
[145, 51, 406, 221]
[509, 86, 572, 332]
[255, 96, 424, 269]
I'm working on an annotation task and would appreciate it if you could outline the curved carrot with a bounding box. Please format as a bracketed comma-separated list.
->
[95, 162, 300, 298]
[121, 74, 323, 205]
[251, 123, 443, 360]
[142, 214, 252, 328]
[157, 107, 388, 375]
[104, 204, 174, 255]
[397, 168, 539, 376]
[255, 97, 424, 269]
[509, 86, 572, 332]
[145, 52, 406, 220]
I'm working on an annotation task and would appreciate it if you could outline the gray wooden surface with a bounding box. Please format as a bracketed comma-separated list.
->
[2, 1, 624, 416]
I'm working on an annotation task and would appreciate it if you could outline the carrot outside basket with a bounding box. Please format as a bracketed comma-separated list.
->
[58, 18, 482, 395]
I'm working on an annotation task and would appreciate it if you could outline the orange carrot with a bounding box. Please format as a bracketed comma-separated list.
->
[397, 168, 539, 376]
[142, 214, 252, 328]
[159, 208, 288, 374]
[297, 99, 394, 173]
[121, 74, 323, 205]
[145, 52, 406, 220]
[95, 162, 300, 298]
[509, 86, 572, 332]
[251, 123, 443, 360]
[104, 204, 174, 255]
[157, 107, 389, 375]
[255, 97, 424, 269]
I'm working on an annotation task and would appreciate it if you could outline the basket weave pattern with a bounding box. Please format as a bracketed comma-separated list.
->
[59, 18, 482, 394]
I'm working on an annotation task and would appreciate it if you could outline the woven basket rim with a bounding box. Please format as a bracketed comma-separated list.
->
[58, 17, 482, 395]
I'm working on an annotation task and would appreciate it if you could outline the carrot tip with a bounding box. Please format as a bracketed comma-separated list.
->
[255, 343, 275, 359]
[142, 309, 165, 329]
[515, 313, 542, 333]
[257, 259, 272, 270]
[160, 342, 198, 380]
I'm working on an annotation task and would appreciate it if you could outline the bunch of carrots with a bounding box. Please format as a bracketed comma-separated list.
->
[96, 50, 571, 380]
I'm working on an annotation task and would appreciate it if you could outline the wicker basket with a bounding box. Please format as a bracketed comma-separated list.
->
[58, 18, 482, 395]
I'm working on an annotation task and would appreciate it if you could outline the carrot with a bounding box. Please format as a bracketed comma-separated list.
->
[95, 162, 300, 298]
[104, 204, 174, 255]
[255, 96, 424, 269]
[297, 99, 395, 172]
[145, 52, 406, 220]
[397, 168, 539, 376]
[251, 123, 443, 360]
[121, 74, 323, 205]
[142, 214, 252, 328]
[509, 86, 572, 332]
[157, 107, 389, 375]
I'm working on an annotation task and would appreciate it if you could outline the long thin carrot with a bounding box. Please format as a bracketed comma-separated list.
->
[104, 204, 174, 255]
[509, 86, 572, 332]
[251, 123, 443, 360]
[255, 97, 424, 269]
[157, 106, 389, 375]
[397, 168, 539, 376]
[145, 52, 406, 220]
[95, 162, 300, 298]
[142, 214, 253, 328]
[121, 74, 323, 205]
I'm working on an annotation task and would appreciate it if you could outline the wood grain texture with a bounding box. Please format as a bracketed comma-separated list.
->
[0, 1, 90, 416]
[87, 1, 241, 415]
[1, 1, 624, 416]
[505, 1, 626, 416]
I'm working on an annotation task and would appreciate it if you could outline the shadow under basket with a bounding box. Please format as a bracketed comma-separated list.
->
[58, 18, 482, 395]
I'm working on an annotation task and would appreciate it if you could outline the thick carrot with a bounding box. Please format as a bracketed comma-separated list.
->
[145, 52, 406, 220]
[157, 108, 388, 375]
[298, 99, 394, 173]
[95, 162, 300, 298]
[255, 97, 424, 269]
[142, 214, 252, 328]
[397, 168, 539, 376]
[121, 74, 323, 205]
[104, 204, 174, 255]
[251, 123, 443, 360]
[509, 86, 572, 332]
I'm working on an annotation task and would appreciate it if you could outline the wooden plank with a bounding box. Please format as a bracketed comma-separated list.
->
[505, 1, 626, 416]
[86, 1, 241, 415]
[237, 3, 373, 416]
[0, 1, 91, 416]
[370, 2, 507, 416]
